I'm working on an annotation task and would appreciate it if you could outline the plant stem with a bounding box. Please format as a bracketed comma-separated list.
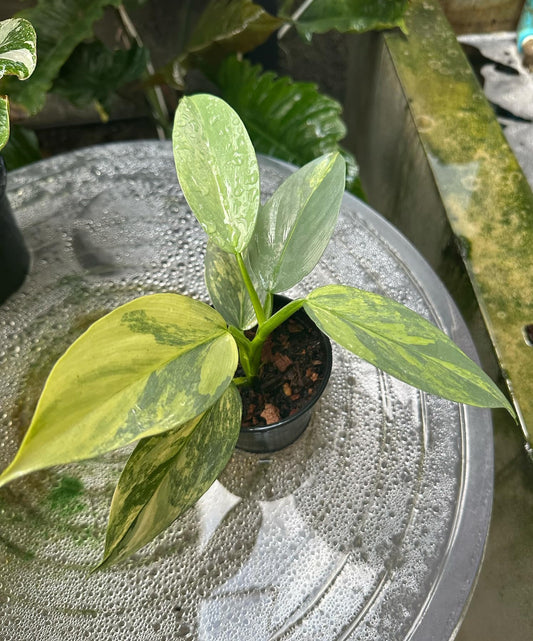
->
[236, 253, 266, 325]
[228, 326, 254, 382]
[117, 4, 170, 140]
[278, 0, 317, 39]
[254, 298, 305, 345]
[246, 298, 305, 377]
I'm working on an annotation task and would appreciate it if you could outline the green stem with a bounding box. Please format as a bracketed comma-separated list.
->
[236, 253, 266, 325]
[228, 326, 254, 381]
[254, 298, 305, 344]
[247, 298, 305, 377]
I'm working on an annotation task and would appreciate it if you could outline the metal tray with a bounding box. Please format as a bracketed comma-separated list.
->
[0, 142, 493, 641]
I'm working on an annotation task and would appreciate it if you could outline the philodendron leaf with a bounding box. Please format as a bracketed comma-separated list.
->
[0, 18, 37, 81]
[290, 0, 408, 42]
[214, 57, 355, 179]
[0, 17, 37, 149]
[182, 0, 283, 66]
[248, 152, 345, 293]
[304, 285, 515, 412]
[0, 97, 8, 150]
[173, 93, 260, 253]
[5, 0, 122, 115]
[97, 384, 242, 569]
[205, 240, 264, 329]
[0, 294, 238, 487]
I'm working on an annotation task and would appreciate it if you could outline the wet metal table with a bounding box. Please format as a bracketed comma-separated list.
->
[0, 142, 493, 640]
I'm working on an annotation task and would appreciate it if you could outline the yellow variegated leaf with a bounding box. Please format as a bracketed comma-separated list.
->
[247, 152, 345, 293]
[0, 294, 238, 486]
[305, 285, 514, 412]
[205, 240, 264, 329]
[173, 94, 260, 253]
[97, 384, 242, 569]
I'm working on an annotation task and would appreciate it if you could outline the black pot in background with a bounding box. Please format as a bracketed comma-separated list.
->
[0, 156, 30, 305]
[236, 295, 333, 454]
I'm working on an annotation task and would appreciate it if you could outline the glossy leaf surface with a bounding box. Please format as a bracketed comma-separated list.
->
[214, 56, 351, 167]
[0, 294, 238, 487]
[173, 93, 260, 253]
[304, 285, 514, 411]
[289, 0, 408, 41]
[248, 152, 345, 293]
[98, 384, 242, 569]
[205, 240, 264, 330]
[183, 0, 283, 66]
[5, 0, 122, 115]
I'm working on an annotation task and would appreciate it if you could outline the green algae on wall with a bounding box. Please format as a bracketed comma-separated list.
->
[385, 0, 533, 443]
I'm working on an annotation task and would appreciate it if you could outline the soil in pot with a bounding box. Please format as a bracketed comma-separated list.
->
[237, 300, 332, 453]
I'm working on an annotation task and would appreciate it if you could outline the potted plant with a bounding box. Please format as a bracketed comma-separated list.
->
[0, 17, 37, 303]
[0, 93, 514, 569]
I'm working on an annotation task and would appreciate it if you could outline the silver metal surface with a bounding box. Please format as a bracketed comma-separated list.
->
[0, 142, 493, 640]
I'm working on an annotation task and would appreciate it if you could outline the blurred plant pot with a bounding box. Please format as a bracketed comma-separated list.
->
[237, 295, 333, 454]
[0, 157, 30, 305]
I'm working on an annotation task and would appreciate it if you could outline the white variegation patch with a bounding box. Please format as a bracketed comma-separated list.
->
[0, 17, 37, 80]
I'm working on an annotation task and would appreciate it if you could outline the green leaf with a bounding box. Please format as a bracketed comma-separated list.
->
[0, 18, 37, 150]
[173, 93, 260, 253]
[52, 40, 148, 112]
[0, 96, 8, 150]
[0, 18, 37, 80]
[0, 294, 238, 487]
[248, 152, 346, 293]
[97, 384, 242, 569]
[1, 124, 41, 169]
[5, 0, 123, 115]
[205, 240, 264, 330]
[182, 0, 283, 67]
[304, 285, 515, 412]
[214, 56, 349, 168]
[291, 0, 409, 41]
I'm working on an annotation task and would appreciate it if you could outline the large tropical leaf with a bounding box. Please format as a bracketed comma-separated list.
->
[97, 384, 242, 569]
[247, 152, 346, 293]
[304, 285, 514, 412]
[0, 17, 37, 149]
[284, 0, 408, 41]
[205, 240, 265, 330]
[0, 294, 238, 487]
[52, 40, 148, 113]
[173, 93, 260, 253]
[4, 0, 123, 115]
[183, 0, 283, 66]
[214, 56, 355, 174]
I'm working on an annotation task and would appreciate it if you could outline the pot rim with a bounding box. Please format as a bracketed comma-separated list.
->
[237, 294, 333, 438]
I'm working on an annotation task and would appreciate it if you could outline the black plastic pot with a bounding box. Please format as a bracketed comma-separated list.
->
[0, 157, 30, 305]
[236, 295, 333, 454]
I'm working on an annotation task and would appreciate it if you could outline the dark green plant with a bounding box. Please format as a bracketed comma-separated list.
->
[1, 0, 408, 190]
[0, 94, 513, 568]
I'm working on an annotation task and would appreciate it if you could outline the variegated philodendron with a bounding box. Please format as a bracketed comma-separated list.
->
[0, 18, 37, 150]
[0, 94, 515, 568]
